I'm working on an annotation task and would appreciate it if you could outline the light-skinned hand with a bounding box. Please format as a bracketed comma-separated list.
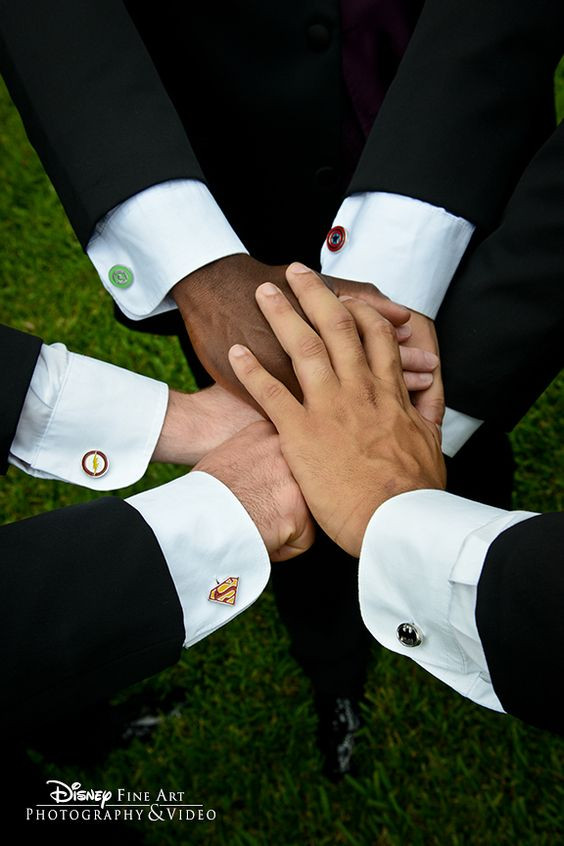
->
[194, 420, 315, 562]
[152, 383, 263, 466]
[228, 263, 446, 557]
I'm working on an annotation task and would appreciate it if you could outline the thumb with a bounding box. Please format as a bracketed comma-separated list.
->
[269, 509, 316, 562]
[412, 383, 446, 428]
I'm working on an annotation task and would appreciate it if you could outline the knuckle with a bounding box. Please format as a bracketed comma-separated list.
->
[261, 379, 286, 402]
[298, 333, 326, 359]
[374, 318, 396, 340]
[242, 357, 262, 378]
[310, 363, 335, 387]
[331, 313, 356, 334]
[267, 290, 291, 314]
[300, 271, 323, 292]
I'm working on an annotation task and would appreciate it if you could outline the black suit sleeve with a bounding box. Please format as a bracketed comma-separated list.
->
[476, 513, 564, 735]
[0, 324, 42, 474]
[0, 497, 185, 725]
[350, 0, 564, 231]
[436, 119, 564, 428]
[0, 323, 185, 723]
[0, 0, 203, 247]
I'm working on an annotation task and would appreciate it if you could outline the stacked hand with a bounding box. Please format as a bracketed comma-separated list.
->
[228, 264, 446, 557]
[159, 256, 445, 561]
[172, 254, 440, 405]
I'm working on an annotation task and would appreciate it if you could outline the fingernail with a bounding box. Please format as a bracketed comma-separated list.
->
[396, 325, 412, 340]
[419, 373, 433, 387]
[288, 262, 311, 274]
[230, 344, 249, 358]
[258, 282, 280, 297]
[424, 351, 439, 368]
[338, 295, 354, 302]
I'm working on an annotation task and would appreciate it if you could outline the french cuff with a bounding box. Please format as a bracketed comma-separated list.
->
[127, 471, 271, 647]
[87, 179, 248, 320]
[9, 343, 167, 490]
[320, 192, 475, 319]
[358, 489, 535, 712]
[441, 407, 483, 457]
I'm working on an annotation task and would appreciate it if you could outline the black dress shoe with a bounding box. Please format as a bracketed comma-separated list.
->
[316, 696, 362, 781]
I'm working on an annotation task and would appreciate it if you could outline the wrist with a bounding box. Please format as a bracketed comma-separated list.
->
[171, 254, 254, 312]
[151, 390, 204, 466]
[151, 386, 263, 467]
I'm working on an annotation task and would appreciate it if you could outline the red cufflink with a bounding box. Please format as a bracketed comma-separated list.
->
[326, 225, 347, 252]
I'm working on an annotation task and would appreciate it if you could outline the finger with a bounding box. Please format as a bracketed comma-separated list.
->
[412, 369, 445, 427]
[254, 281, 339, 395]
[396, 323, 412, 342]
[270, 514, 316, 562]
[284, 264, 372, 381]
[339, 297, 407, 395]
[228, 344, 304, 429]
[399, 346, 439, 373]
[403, 371, 434, 392]
[322, 274, 410, 327]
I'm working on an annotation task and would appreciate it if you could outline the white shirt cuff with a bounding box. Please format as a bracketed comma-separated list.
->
[320, 192, 475, 319]
[127, 471, 271, 647]
[87, 180, 248, 320]
[442, 408, 483, 457]
[358, 490, 535, 712]
[9, 342, 168, 490]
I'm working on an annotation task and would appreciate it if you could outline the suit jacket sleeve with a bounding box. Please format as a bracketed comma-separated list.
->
[476, 513, 564, 735]
[0, 322, 184, 723]
[0, 496, 185, 725]
[436, 118, 564, 428]
[0, 0, 203, 248]
[349, 0, 564, 231]
[0, 324, 42, 473]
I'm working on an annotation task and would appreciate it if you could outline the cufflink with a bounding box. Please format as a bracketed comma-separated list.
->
[208, 577, 239, 606]
[108, 264, 134, 289]
[326, 225, 347, 252]
[396, 622, 423, 647]
[81, 450, 109, 478]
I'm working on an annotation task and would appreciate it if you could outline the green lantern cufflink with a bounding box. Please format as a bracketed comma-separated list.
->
[108, 265, 134, 289]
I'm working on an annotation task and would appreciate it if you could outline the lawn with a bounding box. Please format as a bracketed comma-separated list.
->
[0, 62, 562, 846]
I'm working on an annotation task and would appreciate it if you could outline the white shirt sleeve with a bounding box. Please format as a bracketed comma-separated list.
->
[441, 408, 483, 458]
[9, 342, 168, 491]
[358, 489, 536, 711]
[87, 180, 248, 321]
[320, 192, 475, 320]
[320, 191, 482, 456]
[127, 471, 271, 647]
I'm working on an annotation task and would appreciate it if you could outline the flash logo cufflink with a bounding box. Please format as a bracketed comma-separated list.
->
[81, 450, 109, 478]
[208, 577, 239, 606]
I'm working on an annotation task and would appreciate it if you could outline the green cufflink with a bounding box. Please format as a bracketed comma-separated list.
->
[108, 265, 134, 289]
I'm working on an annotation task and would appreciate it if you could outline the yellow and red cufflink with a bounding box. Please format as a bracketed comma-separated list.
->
[209, 577, 239, 607]
[326, 225, 347, 252]
[81, 450, 109, 478]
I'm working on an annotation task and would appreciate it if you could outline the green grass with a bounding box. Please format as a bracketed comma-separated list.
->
[1, 63, 563, 846]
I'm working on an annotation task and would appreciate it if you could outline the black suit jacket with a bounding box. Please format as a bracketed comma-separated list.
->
[0, 326, 185, 724]
[0, 323, 562, 734]
[1, 0, 563, 424]
[1, 5, 563, 731]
